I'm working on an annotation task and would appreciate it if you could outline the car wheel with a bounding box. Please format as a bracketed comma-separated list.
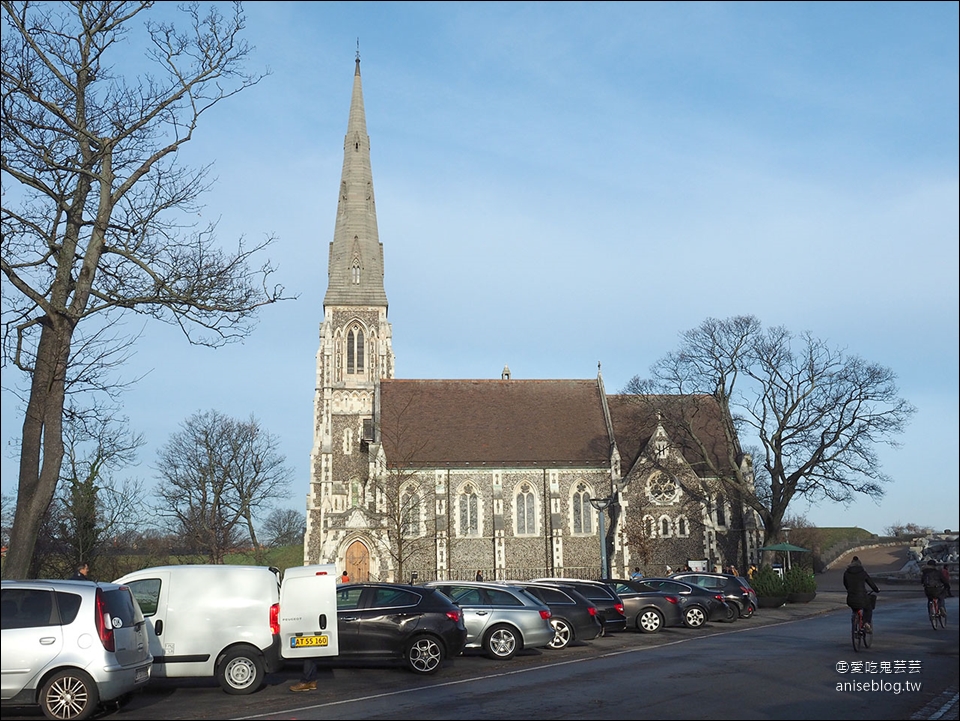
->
[723, 603, 738, 623]
[484, 623, 520, 660]
[637, 608, 664, 634]
[405, 635, 445, 674]
[40, 669, 100, 721]
[741, 602, 756, 619]
[548, 617, 574, 649]
[217, 646, 265, 695]
[683, 606, 707, 629]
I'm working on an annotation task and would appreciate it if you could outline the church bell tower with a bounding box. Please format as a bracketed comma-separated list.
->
[305, 54, 394, 567]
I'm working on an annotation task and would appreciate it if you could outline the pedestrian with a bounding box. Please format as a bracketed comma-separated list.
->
[290, 660, 319, 692]
[339, 570, 350, 584]
[665, 564, 672, 575]
[70, 562, 91, 581]
[630, 566, 644, 580]
[475, 570, 483, 582]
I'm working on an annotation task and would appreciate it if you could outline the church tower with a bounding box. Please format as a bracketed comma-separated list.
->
[305, 54, 394, 569]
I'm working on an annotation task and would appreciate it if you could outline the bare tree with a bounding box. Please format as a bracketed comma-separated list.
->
[1, 1, 289, 578]
[155, 410, 292, 563]
[370, 389, 437, 583]
[261, 508, 305, 548]
[624, 315, 915, 550]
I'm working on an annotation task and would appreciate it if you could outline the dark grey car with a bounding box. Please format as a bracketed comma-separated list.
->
[500, 582, 602, 649]
[671, 572, 757, 619]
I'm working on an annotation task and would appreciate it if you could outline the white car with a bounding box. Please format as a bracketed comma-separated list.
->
[1, 579, 152, 720]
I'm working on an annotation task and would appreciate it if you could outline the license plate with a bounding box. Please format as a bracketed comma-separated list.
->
[291, 635, 328, 648]
[135, 667, 149, 683]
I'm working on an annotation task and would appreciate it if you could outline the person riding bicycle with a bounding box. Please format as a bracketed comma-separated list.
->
[843, 556, 879, 632]
[921, 559, 948, 610]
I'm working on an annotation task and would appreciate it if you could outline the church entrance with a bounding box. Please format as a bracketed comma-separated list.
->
[345, 540, 370, 582]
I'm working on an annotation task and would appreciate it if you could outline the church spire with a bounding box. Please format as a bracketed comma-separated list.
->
[323, 53, 388, 309]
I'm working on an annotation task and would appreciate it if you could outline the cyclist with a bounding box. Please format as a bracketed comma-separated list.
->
[843, 556, 879, 632]
[921, 560, 948, 612]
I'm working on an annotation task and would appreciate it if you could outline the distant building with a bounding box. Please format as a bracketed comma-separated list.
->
[304, 57, 763, 581]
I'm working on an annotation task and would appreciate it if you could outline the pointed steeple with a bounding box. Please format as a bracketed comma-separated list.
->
[324, 53, 388, 309]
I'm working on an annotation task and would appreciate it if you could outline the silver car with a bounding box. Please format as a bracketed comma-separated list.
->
[424, 581, 554, 660]
[1, 579, 153, 720]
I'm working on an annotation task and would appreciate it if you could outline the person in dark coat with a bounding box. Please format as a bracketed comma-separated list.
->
[843, 556, 879, 631]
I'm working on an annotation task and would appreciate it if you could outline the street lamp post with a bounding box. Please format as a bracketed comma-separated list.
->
[589, 496, 613, 579]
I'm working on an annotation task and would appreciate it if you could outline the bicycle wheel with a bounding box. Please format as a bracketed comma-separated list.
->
[852, 613, 862, 652]
[929, 600, 938, 630]
[938, 604, 947, 629]
[863, 622, 873, 648]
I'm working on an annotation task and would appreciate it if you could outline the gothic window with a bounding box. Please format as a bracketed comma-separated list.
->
[648, 472, 678, 504]
[346, 326, 365, 375]
[516, 482, 537, 536]
[401, 486, 422, 538]
[343, 427, 353, 454]
[458, 483, 479, 537]
[715, 494, 726, 527]
[351, 257, 361, 284]
[572, 482, 593, 534]
[643, 515, 655, 538]
[677, 516, 688, 537]
[350, 480, 361, 508]
[660, 516, 672, 537]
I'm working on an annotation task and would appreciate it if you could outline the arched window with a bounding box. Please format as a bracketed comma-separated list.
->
[677, 517, 688, 537]
[351, 257, 361, 284]
[660, 516, 671, 537]
[458, 484, 479, 537]
[401, 486, 421, 538]
[572, 482, 593, 534]
[715, 494, 726, 526]
[346, 326, 365, 375]
[643, 516, 655, 538]
[516, 483, 537, 535]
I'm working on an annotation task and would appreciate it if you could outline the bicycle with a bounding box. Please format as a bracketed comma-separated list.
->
[928, 595, 947, 630]
[851, 591, 877, 652]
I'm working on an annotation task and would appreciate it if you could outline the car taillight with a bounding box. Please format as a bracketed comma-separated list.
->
[739, 586, 750, 594]
[615, 603, 624, 615]
[714, 594, 725, 602]
[587, 605, 598, 616]
[539, 609, 552, 620]
[270, 603, 280, 635]
[665, 595, 680, 605]
[94, 588, 115, 652]
[446, 609, 462, 623]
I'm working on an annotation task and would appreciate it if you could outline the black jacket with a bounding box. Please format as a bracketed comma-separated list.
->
[843, 563, 879, 609]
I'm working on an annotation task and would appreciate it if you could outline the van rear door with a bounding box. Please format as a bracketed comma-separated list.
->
[279, 565, 339, 659]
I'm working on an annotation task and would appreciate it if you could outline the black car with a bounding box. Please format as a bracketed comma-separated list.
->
[671, 572, 757, 619]
[630, 578, 730, 628]
[532, 578, 627, 634]
[602, 578, 685, 633]
[503, 581, 602, 649]
[323, 583, 467, 674]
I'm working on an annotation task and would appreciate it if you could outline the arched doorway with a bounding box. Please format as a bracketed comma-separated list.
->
[345, 540, 370, 582]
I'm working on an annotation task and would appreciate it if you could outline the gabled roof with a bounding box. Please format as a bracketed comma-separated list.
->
[606, 394, 738, 479]
[379, 379, 612, 469]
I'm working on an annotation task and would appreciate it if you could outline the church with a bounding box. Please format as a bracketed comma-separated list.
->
[303, 57, 763, 582]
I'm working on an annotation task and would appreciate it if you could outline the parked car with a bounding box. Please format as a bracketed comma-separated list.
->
[316, 583, 467, 675]
[628, 578, 730, 628]
[670, 572, 757, 619]
[531, 579, 627, 634]
[425, 581, 554, 659]
[1, 579, 153, 721]
[498, 581, 602, 649]
[602, 579, 685, 633]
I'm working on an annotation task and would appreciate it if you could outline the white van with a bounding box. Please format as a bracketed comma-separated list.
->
[115, 564, 338, 694]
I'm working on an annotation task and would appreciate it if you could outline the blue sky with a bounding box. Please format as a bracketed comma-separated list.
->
[2, 1, 958, 537]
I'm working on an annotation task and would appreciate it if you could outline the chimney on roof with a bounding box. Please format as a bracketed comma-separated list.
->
[502, 365, 511, 380]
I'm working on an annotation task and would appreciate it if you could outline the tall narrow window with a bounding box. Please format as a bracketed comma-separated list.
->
[346, 326, 365, 375]
[351, 257, 361, 284]
[458, 484, 479, 536]
[715, 494, 726, 526]
[660, 516, 671, 537]
[572, 482, 592, 534]
[516, 483, 537, 535]
[644, 516, 655, 538]
[677, 517, 688, 536]
[401, 487, 421, 537]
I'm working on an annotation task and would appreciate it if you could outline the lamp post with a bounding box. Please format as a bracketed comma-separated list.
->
[589, 496, 613, 579]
